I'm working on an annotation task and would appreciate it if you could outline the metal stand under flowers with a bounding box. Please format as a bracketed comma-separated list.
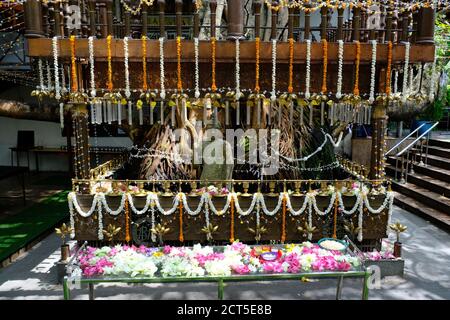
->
[63, 238, 372, 300]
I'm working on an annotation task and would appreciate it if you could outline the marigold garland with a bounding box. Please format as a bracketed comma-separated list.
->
[288, 37, 294, 94]
[142, 35, 148, 91]
[211, 36, 217, 92]
[125, 197, 131, 242]
[321, 39, 328, 94]
[353, 40, 361, 96]
[281, 194, 287, 243]
[386, 41, 393, 95]
[179, 193, 184, 242]
[255, 37, 261, 93]
[176, 36, 182, 91]
[70, 35, 78, 92]
[107, 35, 113, 91]
[230, 196, 235, 243]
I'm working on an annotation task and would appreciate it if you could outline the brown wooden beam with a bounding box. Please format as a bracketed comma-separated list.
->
[27, 39, 436, 64]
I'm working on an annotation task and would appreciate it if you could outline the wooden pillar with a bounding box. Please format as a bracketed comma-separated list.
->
[400, 10, 410, 43]
[42, 1, 50, 37]
[288, 6, 294, 39]
[385, 6, 393, 42]
[53, 1, 62, 37]
[142, 2, 149, 36]
[416, 7, 435, 44]
[175, 0, 182, 36]
[98, 2, 108, 38]
[337, 7, 344, 41]
[210, 0, 217, 38]
[253, 0, 262, 39]
[412, 9, 419, 43]
[192, 0, 200, 38]
[105, 0, 114, 37]
[352, 6, 360, 42]
[370, 68, 387, 180]
[320, 5, 327, 40]
[158, 0, 166, 38]
[72, 107, 90, 179]
[88, 0, 96, 37]
[304, 3, 311, 40]
[227, 0, 244, 40]
[24, 0, 45, 38]
[271, 1, 278, 40]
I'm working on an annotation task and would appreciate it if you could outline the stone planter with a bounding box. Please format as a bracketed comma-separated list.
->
[364, 259, 405, 278]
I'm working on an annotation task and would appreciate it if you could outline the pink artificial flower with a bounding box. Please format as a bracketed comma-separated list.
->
[263, 261, 284, 273]
[232, 264, 250, 274]
[163, 245, 172, 254]
[336, 261, 351, 271]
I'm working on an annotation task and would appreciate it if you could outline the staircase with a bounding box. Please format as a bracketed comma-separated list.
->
[386, 137, 450, 231]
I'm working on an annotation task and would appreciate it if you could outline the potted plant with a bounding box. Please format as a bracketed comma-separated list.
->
[55, 223, 73, 262]
[389, 221, 407, 258]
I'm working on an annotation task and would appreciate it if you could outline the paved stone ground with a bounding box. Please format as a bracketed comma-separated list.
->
[0, 206, 449, 300]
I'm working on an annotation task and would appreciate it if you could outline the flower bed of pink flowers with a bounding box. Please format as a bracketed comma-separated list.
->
[75, 242, 362, 278]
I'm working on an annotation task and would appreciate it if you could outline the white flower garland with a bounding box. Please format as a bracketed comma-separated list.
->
[46, 60, 53, 91]
[159, 37, 166, 100]
[336, 192, 363, 215]
[271, 39, 277, 102]
[394, 70, 398, 93]
[207, 194, 232, 216]
[194, 37, 200, 99]
[232, 193, 259, 216]
[305, 39, 311, 99]
[181, 193, 207, 216]
[309, 192, 336, 216]
[307, 200, 313, 240]
[68, 192, 99, 218]
[52, 36, 61, 100]
[123, 37, 131, 99]
[429, 46, 437, 102]
[38, 58, 45, 90]
[402, 42, 410, 103]
[336, 40, 344, 100]
[285, 193, 309, 216]
[235, 38, 241, 99]
[88, 36, 96, 98]
[259, 193, 283, 216]
[99, 193, 126, 216]
[97, 202, 104, 240]
[150, 203, 156, 242]
[127, 193, 153, 215]
[369, 40, 377, 104]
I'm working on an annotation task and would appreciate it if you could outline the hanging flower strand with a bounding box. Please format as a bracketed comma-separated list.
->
[336, 39, 344, 99]
[176, 36, 182, 91]
[353, 40, 361, 97]
[305, 39, 311, 99]
[369, 40, 377, 104]
[142, 35, 148, 91]
[194, 37, 200, 98]
[211, 36, 217, 92]
[52, 36, 61, 100]
[88, 36, 96, 98]
[123, 36, 131, 99]
[402, 41, 411, 103]
[321, 39, 328, 94]
[235, 38, 241, 98]
[271, 38, 277, 102]
[106, 35, 113, 91]
[255, 37, 261, 93]
[288, 37, 294, 94]
[386, 41, 393, 96]
[70, 35, 78, 92]
[159, 37, 166, 100]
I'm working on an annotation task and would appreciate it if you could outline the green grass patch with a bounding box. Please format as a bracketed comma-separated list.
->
[0, 190, 69, 263]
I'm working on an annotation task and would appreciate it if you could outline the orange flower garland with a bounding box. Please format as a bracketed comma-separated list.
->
[106, 35, 113, 91]
[386, 41, 393, 95]
[321, 39, 328, 94]
[353, 40, 361, 96]
[176, 36, 182, 91]
[281, 194, 287, 243]
[230, 196, 235, 243]
[288, 37, 294, 94]
[179, 194, 184, 242]
[125, 197, 131, 242]
[255, 37, 261, 93]
[142, 35, 148, 91]
[70, 35, 78, 92]
[211, 36, 217, 92]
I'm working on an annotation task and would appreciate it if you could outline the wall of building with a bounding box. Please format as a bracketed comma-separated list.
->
[0, 116, 133, 171]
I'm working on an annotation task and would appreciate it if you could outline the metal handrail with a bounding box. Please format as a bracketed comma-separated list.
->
[396, 122, 439, 157]
[385, 123, 427, 156]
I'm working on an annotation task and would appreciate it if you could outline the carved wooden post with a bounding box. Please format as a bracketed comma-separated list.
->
[253, 0, 262, 39]
[88, 0, 96, 37]
[385, 5, 393, 42]
[81, 0, 89, 37]
[304, 3, 311, 40]
[53, 1, 61, 37]
[124, 1, 131, 37]
[73, 111, 91, 179]
[337, 7, 344, 41]
[158, 0, 166, 38]
[175, 0, 182, 37]
[352, 6, 360, 42]
[288, 6, 294, 40]
[378, 5, 385, 43]
[412, 9, 419, 43]
[227, 0, 244, 40]
[320, 5, 328, 40]
[42, 1, 50, 37]
[416, 7, 435, 44]
[105, 0, 114, 37]
[142, 2, 149, 36]
[400, 10, 410, 43]
[47, 1, 55, 37]
[193, 0, 200, 38]
[98, 2, 108, 38]
[24, 0, 44, 38]
[210, 0, 217, 38]
[271, 1, 278, 40]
